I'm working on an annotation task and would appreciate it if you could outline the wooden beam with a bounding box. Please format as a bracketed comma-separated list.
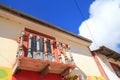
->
[60, 67, 71, 77]
[115, 57, 120, 62]
[106, 53, 114, 58]
[119, 58, 120, 61]
[40, 64, 50, 77]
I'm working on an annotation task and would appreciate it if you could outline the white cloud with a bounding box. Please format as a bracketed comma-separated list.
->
[79, 0, 120, 53]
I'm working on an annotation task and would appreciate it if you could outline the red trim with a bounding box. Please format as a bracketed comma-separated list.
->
[87, 47, 109, 80]
[25, 28, 55, 40]
[110, 62, 120, 78]
[53, 42, 60, 62]
[23, 35, 28, 57]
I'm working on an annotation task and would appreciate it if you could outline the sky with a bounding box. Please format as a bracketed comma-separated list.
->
[0, 0, 93, 34]
[80, 0, 120, 53]
[0, 0, 120, 53]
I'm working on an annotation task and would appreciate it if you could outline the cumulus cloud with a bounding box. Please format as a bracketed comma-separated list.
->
[79, 0, 120, 53]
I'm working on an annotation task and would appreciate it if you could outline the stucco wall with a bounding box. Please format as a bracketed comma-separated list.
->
[97, 54, 120, 80]
[0, 14, 101, 77]
[13, 71, 62, 80]
[0, 18, 24, 69]
[70, 45, 101, 76]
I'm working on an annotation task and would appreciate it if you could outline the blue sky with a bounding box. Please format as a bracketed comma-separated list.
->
[79, 0, 120, 53]
[0, 0, 94, 34]
[1, 0, 120, 53]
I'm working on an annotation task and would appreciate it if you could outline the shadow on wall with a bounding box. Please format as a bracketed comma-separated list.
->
[70, 45, 92, 57]
[0, 19, 24, 40]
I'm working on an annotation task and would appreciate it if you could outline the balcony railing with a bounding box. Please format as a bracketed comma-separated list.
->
[13, 31, 75, 76]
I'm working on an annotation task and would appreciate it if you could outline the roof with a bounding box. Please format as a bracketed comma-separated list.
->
[0, 4, 92, 43]
[93, 46, 120, 61]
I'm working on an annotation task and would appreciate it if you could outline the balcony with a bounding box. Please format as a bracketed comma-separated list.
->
[13, 31, 75, 77]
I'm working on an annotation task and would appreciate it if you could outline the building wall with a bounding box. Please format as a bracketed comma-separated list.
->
[71, 45, 101, 76]
[97, 54, 120, 80]
[12, 70, 62, 80]
[0, 18, 24, 69]
[0, 11, 101, 79]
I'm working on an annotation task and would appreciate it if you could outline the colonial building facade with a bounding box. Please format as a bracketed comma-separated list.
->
[0, 4, 104, 80]
[92, 46, 120, 80]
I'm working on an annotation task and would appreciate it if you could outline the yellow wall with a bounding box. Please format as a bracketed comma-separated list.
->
[0, 9, 101, 77]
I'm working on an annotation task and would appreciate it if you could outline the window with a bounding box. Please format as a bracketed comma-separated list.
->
[110, 62, 120, 78]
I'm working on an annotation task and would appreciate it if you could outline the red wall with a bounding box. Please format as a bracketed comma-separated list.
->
[12, 70, 63, 80]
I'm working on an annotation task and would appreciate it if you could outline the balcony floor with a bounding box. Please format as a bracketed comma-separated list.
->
[18, 57, 75, 75]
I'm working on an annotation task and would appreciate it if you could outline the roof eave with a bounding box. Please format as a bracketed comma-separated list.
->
[0, 4, 92, 43]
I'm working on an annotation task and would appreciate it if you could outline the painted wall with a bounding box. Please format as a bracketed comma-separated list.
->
[12, 70, 62, 80]
[97, 54, 120, 80]
[0, 9, 101, 79]
[0, 17, 24, 80]
[71, 45, 101, 76]
[0, 18, 24, 69]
